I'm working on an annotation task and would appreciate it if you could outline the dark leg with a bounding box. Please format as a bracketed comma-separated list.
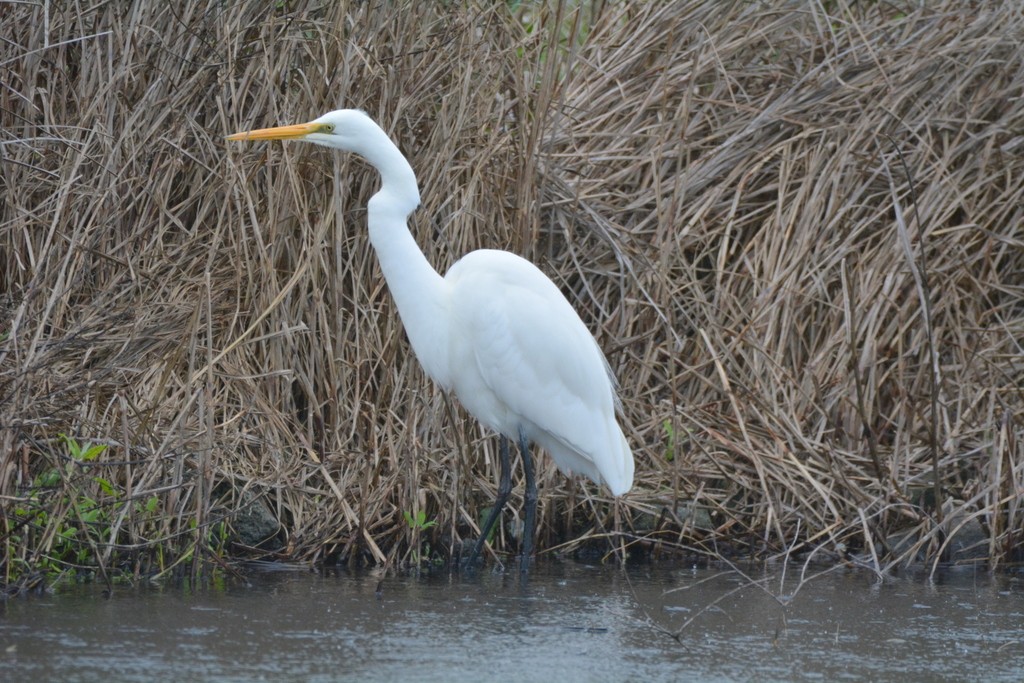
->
[466, 435, 512, 567]
[519, 427, 536, 571]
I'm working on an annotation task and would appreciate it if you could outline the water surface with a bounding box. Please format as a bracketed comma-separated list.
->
[1, 561, 1022, 681]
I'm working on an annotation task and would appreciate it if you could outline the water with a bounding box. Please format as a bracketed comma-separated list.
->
[1, 561, 1022, 682]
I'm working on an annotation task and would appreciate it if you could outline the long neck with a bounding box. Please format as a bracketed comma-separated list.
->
[361, 135, 451, 390]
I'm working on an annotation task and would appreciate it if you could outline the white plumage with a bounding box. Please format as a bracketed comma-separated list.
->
[445, 249, 632, 495]
[228, 109, 633, 564]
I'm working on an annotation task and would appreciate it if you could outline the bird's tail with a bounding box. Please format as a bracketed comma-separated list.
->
[602, 422, 634, 497]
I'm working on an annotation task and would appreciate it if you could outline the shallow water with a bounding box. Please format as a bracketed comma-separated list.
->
[1, 561, 1022, 682]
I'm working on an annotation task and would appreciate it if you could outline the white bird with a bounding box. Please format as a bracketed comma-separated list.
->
[227, 109, 633, 568]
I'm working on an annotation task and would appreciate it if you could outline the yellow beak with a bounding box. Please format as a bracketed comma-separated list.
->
[225, 121, 327, 141]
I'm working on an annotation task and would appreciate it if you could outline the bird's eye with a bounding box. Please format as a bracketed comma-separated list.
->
[322, 124, 335, 133]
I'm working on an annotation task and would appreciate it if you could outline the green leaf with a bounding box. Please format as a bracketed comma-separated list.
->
[80, 443, 107, 462]
[404, 509, 436, 531]
[663, 419, 675, 462]
[59, 433, 107, 461]
[35, 469, 60, 488]
[95, 477, 117, 497]
[59, 433, 81, 459]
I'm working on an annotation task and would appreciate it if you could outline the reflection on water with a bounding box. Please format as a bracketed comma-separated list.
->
[1, 561, 1022, 682]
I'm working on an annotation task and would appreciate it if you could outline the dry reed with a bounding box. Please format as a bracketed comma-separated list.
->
[1, 0, 1022, 590]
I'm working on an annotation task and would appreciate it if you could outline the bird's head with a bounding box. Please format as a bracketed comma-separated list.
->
[226, 109, 380, 154]
[227, 108, 420, 213]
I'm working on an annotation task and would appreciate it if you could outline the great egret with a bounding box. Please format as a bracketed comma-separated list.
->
[227, 109, 633, 568]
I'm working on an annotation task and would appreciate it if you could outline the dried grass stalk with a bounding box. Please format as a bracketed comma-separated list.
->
[1, 1, 1022, 588]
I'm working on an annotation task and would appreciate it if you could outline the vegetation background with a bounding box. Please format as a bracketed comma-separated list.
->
[2, 0, 1022, 590]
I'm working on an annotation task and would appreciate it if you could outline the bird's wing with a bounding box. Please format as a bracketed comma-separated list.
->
[447, 251, 618, 472]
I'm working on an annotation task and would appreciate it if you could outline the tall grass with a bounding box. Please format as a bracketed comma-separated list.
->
[1, 0, 1021, 590]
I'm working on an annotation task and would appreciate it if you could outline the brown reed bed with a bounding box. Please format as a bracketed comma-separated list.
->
[1, 0, 1022, 591]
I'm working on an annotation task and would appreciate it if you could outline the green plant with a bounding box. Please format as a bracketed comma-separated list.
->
[7, 436, 172, 585]
[477, 506, 498, 544]
[403, 510, 443, 568]
[10, 435, 112, 579]
[59, 433, 107, 464]
[403, 509, 437, 532]
[663, 420, 676, 462]
[663, 420, 692, 463]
